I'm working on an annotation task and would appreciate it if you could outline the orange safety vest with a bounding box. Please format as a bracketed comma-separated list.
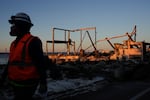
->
[8, 33, 40, 81]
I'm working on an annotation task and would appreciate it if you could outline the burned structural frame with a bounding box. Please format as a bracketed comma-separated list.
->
[46, 27, 97, 55]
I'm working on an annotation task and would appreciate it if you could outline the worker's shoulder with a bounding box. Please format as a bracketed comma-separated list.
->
[30, 35, 42, 43]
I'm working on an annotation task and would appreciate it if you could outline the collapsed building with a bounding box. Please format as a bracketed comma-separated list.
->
[109, 26, 150, 61]
[45, 25, 150, 63]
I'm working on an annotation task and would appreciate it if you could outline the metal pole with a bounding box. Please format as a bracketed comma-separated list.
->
[67, 31, 70, 55]
[95, 27, 97, 48]
[87, 31, 97, 51]
[106, 38, 115, 49]
[52, 28, 54, 53]
[80, 30, 82, 49]
[46, 41, 48, 55]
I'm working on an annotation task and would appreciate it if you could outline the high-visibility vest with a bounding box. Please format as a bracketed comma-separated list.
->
[8, 33, 40, 81]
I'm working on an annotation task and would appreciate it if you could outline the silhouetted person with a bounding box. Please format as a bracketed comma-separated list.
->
[0, 12, 47, 100]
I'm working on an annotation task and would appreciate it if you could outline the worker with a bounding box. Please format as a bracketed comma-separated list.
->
[0, 12, 47, 100]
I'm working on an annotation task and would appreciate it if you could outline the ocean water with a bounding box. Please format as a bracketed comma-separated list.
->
[0, 53, 9, 64]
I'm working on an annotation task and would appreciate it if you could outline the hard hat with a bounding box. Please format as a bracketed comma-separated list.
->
[9, 12, 33, 26]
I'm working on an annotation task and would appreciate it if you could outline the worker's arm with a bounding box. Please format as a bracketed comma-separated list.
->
[28, 37, 47, 84]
